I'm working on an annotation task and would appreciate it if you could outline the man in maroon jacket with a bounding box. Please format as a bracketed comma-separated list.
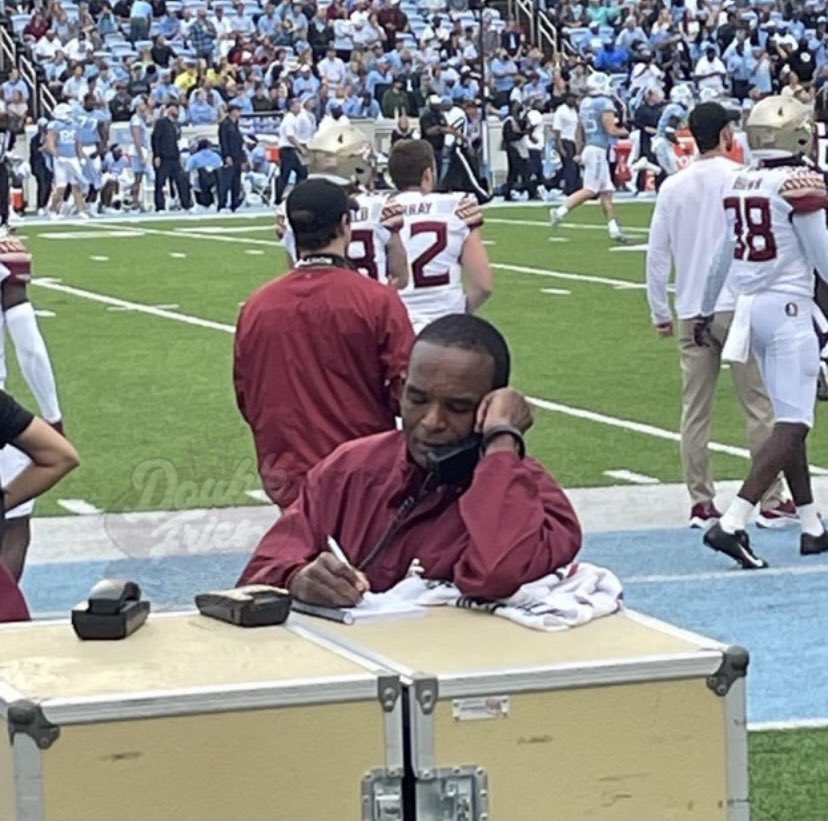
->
[234, 178, 415, 508]
[239, 314, 582, 603]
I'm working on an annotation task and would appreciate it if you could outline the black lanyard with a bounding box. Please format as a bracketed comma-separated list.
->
[295, 254, 356, 270]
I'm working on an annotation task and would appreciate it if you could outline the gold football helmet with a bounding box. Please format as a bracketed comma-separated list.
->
[746, 95, 813, 157]
[306, 124, 374, 187]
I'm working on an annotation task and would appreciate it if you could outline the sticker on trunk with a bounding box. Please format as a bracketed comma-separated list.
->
[451, 696, 510, 721]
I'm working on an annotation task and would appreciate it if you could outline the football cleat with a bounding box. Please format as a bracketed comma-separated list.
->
[689, 502, 722, 529]
[549, 208, 563, 228]
[756, 499, 799, 529]
[703, 522, 768, 570]
[610, 231, 630, 245]
[800, 530, 828, 556]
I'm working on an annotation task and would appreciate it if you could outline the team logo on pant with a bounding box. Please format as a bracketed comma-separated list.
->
[785, 302, 798, 317]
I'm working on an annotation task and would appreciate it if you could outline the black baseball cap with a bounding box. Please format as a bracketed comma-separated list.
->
[688, 102, 731, 151]
[286, 179, 350, 235]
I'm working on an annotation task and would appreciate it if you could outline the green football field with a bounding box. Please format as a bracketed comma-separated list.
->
[14, 201, 827, 517]
[9, 203, 828, 819]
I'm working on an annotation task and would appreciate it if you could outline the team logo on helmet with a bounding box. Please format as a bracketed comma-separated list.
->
[746, 95, 813, 158]
[307, 124, 374, 187]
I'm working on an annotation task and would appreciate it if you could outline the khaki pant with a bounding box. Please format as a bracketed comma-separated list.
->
[678, 311, 785, 508]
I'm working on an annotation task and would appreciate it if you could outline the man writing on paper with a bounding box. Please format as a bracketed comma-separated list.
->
[238, 315, 582, 604]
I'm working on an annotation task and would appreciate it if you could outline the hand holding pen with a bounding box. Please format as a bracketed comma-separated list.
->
[288, 535, 371, 607]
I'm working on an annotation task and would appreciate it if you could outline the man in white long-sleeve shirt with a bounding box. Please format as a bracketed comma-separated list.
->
[646, 102, 790, 529]
[696, 96, 828, 568]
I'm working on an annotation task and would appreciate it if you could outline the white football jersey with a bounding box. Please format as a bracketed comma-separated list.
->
[276, 192, 404, 284]
[393, 190, 484, 325]
[724, 164, 828, 298]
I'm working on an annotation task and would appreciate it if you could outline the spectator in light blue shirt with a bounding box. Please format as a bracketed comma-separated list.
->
[189, 90, 218, 124]
[616, 17, 647, 52]
[292, 66, 320, 97]
[231, 3, 255, 36]
[344, 91, 380, 118]
[749, 46, 772, 95]
[365, 61, 394, 97]
[258, 4, 279, 38]
[489, 50, 517, 95]
[522, 72, 549, 104]
[2, 69, 28, 103]
[227, 93, 253, 115]
[815, 37, 828, 70]
[726, 44, 755, 99]
[152, 73, 179, 105]
[158, 10, 181, 40]
[454, 69, 479, 102]
[130, 0, 153, 42]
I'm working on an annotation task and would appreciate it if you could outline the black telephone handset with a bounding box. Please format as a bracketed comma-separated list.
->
[87, 579, 141, 616]
[72, 578, 150, 640]
[425, 434, 483, 486]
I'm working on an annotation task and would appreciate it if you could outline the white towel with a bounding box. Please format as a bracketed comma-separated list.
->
[373, 563, 624, 632]
[722, 293, 756, 363]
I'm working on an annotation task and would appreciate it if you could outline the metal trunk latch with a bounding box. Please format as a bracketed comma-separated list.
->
[7, 700, 61, 750]
[417, 766, 489, 821]
[706, 645, 749, 697]
[362, 770, 403, 821]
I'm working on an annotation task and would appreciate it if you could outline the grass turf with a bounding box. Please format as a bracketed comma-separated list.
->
[750, 728, 828, 819]
[17, 200, 824, 514]
[8, 203, 828, 818]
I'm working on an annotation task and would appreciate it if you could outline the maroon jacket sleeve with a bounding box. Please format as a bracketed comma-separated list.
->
[453, 451, 582, 599]
[0, 563, 30, 622]
[237, 465, 327, 588]
[233, 307, 250, 425]
[377, 290, 415, 415]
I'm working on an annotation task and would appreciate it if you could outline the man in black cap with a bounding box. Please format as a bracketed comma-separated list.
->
[218, 99, 245, 212]
[234, 178, 415, 508]
[645, 101, 789, 532]
[151, 101, 191, 211]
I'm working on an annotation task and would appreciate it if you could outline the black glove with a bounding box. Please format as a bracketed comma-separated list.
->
[692, 314, 714, 347]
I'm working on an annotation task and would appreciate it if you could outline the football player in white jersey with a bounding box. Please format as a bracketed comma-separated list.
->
[698, 96, 828, 568]
[386, 138, 493, 332]
[275, 124, 409, 290]
[0, 236, 66, 582]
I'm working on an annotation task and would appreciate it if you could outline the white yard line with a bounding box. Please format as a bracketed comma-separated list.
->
[485, 217, 649, 235]
[603, 469, 659, 485]
[34, 277, 828, 479]
[610, 244, 649, 252]
[33, 309, 55, 318]
[494, 263, 644, 290]
[57, 499, 102, 515]
[42, 230, 146, 240]
[626, 564, 828, 584]
[32, 279, 235, 334]
[527, 394, 828, 476]
[749, 718, 828, 732]
[108, 302, 180, 312]
[93, 221, 281, 248]
[540, 288, 571, 296]
[184, 225, 274, 234]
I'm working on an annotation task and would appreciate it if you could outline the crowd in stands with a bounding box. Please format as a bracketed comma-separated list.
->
[0, 0, 823, 213]
[0, 0, 823, 130]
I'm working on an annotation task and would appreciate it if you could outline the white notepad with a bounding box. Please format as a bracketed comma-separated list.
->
[343, 591, 428, 624]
